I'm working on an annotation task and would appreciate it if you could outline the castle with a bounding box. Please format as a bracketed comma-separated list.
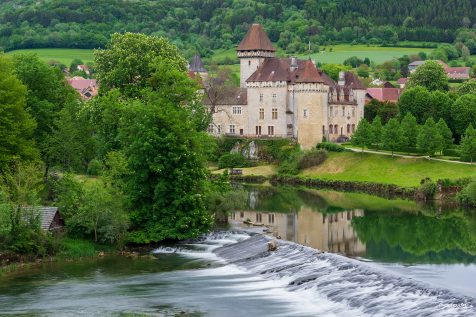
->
[197, 24, 366, 149]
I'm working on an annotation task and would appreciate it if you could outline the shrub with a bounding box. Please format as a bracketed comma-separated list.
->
[87, 159, 103, 176]
[277, 159, 300, 175]
[416, 178, 437, 200]
[217, 153, 249, 169]
[458, 181, 476, 206]
[298, 149, 327, 169]
[317, 142, 345, 152]
[443, 148, 461, 157]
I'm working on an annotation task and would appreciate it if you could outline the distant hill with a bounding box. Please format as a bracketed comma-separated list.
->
[0, 0, 475, 57]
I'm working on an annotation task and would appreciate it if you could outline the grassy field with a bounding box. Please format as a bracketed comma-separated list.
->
[301, 152, 476, 188]
[6, 48, 94, 65]
[210, 43, 433, 66]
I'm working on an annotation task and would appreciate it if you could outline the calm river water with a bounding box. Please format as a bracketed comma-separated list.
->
[1, 186, 476, 316]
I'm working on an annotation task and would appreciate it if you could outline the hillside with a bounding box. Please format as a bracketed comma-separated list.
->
[1, 0, 475, 57]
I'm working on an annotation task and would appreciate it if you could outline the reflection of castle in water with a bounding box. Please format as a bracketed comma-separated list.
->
[230, 207, 366, 256]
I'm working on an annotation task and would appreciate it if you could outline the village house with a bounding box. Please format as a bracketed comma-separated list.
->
[67, 76, 98, 100]
[202, 24, 366, 149]
[366, 87, 402, 103]
[402, 60, 470, 87]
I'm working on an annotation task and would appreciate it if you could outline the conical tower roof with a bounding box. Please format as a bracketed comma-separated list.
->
[189, 54, 207, 73]
[294, 59, 324, 83]
[237, 24, 275, 52]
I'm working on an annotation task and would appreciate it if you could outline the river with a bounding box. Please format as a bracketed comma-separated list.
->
[0, 186, 475, 316]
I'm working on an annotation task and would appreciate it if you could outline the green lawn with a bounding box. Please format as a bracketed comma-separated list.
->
[6, 48, 94, 65]
[301, 152, 476, 188]
[302, 44, 433, 64]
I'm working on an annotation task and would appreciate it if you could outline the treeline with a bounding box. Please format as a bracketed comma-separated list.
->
[1, 0, 476, 55]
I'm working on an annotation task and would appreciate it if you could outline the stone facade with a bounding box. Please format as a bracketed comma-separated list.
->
[206, 24, 366, 149]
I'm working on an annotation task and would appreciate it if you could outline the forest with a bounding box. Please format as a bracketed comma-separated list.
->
[1, 0, 476, 56]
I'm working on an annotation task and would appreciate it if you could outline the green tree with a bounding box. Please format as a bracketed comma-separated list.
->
[399, 112, 419, 153]
[382, 118, 402, 157]
[436, 118, 453, 153]
[398, 86, 432, 124]
[451, 94, 476, 136]
[371, 116, 383, 150]
[417, 118, 443, 156]
[320, 64, 351, 81]
[94, 32, 187, 97]
[0, 54, 38, 170]
[457, 79, 476, 95]
[351, 119, 373, 152]
[407, 60, 449, 91]
[460, 124, 476, 163]
[69, 58, 84, 74]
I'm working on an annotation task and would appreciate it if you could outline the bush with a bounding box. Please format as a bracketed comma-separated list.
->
[417, 178, 437, 200]
[298, 149, 327, 169]
[217, 153, 249, 169]
[443, 148, 461, 157]
[317, 142, 345, 152]
[458, 181, 476, 206]
[277, 159, 300, 175]
[87, 159, 103, 176]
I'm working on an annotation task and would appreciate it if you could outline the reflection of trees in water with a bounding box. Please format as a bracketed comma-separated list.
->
[352, 211, 476, 262]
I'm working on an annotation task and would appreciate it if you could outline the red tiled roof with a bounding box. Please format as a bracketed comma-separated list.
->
[67, 78, 97, 91]
[343, 72, 365, 89]
[366, 88, 402, 103]
[446, 67, 470, 79]
[246, 58, 324, 83]
[237, 24, 275, 52]
[397, 77, 409, 85]
[294, 59, 325, 83]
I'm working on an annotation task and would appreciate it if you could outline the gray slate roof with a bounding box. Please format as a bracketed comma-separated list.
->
[38, 207, 59, 230]
[189, 55, 207, 73]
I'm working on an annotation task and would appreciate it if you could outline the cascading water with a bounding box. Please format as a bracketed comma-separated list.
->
[153, 231, 476, 317]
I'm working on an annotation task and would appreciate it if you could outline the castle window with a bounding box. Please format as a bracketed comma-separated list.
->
[207, 124, 214, 133]
[272, 108, 278, 120]
[248, 60, 251, 67]
[352, 107, 355, 117]
[322, 125, 325, 135]
[347, 124, 350, 134]
[352, 124, 355, 133]
[259, 108, 264, 120]
[303, 109, 308, 118]
[256, 126, 262, 135]
[272, 93, 277, 103]
[342, 106, 345, 117]
[256, 213, 262, 222]
[268, 126, 274, 136]
[329, 124, 333, 134]
[232, 106, 242, 115]
[229, 125, 236, 134]
[268, 213, 275, 223]
[217, 125, 221, 134]
[260, 93, 264, 102]
[334, 124, 338, 134]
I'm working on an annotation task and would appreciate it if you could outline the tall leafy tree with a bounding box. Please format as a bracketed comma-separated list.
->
[398, 86, 432, 124]
[94, 32, 187, 98]
[371, 116, 383, 150]
[417, 118, 443, 156]
[436, 118, 453, 154]
[407, 60, 449, 91]
[461, 124, 476, 163]
[351, 119, 373, 152]
[451, 94, 476, 136]
[399, 112, 419, 153]
[0, 54, 38, 170]
[457, 79, 476, 95]
[382, 118, 402, 157]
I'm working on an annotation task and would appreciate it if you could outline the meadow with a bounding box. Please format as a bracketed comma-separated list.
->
[6, 48, 94, 65]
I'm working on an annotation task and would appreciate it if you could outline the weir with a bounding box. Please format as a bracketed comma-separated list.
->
[212, 233, 476, 317]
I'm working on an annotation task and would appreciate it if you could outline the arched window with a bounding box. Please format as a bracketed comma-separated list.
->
[334, 124, 338, 134]
[347, 124, 350, 134]
[322, 125, 325, 135]
[352, 124, 355, 133]
[329, 124, 333, 134]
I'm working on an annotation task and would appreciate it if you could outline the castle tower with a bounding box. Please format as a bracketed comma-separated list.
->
[188, 54, 208, 80]
[237, 24, 275, 88]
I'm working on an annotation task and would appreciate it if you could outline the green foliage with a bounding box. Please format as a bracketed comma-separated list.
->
[217, 153, 249, 169]
[297, 149, 328, 170]
[364, 100, 398, 124]
[457, 79, 476, 95]
[371, 116, 383, 148]
[399, 113, 419, 151]
[87, 159, 103, 176]
[460, 124, 476, 163]
[436, 118, 453, 151]
[417, 178, 437, 200]
[451, 94, 476, 136]
[94, 33, 187, 98]
[417, 117, 443, 155]
[320, 64, 351, 81]
[382, 118, 402, 156]
[458, 181, 476, 206]
[407, 60, 449, 91]
[317, 142, 346, 152]
[351, 119, 373, 151]
[0, 54, 38, 170]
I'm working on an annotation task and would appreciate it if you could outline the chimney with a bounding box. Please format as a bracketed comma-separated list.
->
[338, 71, 345, 86]
[290, 57, 298, 71]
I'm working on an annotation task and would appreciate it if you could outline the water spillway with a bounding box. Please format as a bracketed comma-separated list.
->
[212, 233, 476, 317]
